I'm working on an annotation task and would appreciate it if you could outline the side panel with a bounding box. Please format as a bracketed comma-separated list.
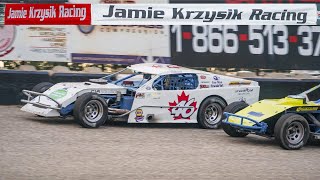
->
[128, 85, 259, 123]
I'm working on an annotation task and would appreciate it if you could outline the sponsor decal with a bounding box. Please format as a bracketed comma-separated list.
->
[229, 81, 251, 85]
[146, 92, 161, 99]
[0, 25, 15, 57]
[236, 88, 253, 95]
[200, 84, 209, 89]
[135, 108, 144, 122]
[167, 64, 180, 68]
[135, 92, 145, 99]
[211, 75, 223, 88]
[152, 64, 162, 68]
[248, 111, 264, 117]
[296, 107, 318, 112]
[213, 76, 220, 81]
[91, 89, 101, 93]
[5, 4, 91, 25]
[168, 91, 197, 120]
[91, 4, 317, 25]
[200, 75, 206, 79]
[49, 89, 67, 100]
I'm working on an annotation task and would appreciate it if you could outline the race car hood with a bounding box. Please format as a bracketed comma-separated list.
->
[21, 82, 127, 117]
[228, 96, 318, 126]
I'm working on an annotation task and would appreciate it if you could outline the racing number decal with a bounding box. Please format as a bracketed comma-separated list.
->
[168, 91, 197, 120]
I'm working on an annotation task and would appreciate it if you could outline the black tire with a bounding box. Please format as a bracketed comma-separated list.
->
[222, 101, 249, 137]
[274, 113, 310, 150]
[74, 93, 108, 128]
[197, 96, 227, 129]
[32, 82, 54, 93]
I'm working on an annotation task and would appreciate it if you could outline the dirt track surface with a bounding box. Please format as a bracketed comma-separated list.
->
[0, 106, 320, 180]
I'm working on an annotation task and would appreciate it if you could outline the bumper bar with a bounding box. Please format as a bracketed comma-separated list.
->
[21, 90, 62, 110]
[223, 112, 268, 134]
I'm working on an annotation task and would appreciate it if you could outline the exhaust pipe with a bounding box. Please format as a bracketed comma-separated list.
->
[146, 114, 154, 121]
[109, 108, 130, 115]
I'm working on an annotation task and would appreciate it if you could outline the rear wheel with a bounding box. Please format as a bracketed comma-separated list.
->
[222, 101, 249, 137]
[197, 96, 226, 129]
[32, 82, 54, 93]
[274, 113, 310, 150]
[74, 93, 108, 128]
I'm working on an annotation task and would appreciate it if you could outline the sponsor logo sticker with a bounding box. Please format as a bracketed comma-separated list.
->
[135, 108, 144, 122]
[168, 91, 197, 120]
[248, 111, 264, 117]
[49, 89, 67, 100]
[200, 75, 206, 79]
[200, 84, 209, 89]
[211, 75, 223, 88]
[296, 107, 318, 112]
[236, 88, 253, 95]
[135, 92, 145, 99]
[229, 81, 251, 85]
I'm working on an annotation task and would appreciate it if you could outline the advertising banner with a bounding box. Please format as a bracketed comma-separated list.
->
[0, 25, 69, 61]
[91, 4, 318, 25]
[4, 3, 91, 25]
[69, 0, 170, 64]
[171, 25, 320, 70]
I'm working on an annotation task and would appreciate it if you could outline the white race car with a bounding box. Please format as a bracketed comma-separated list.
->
[21, 63, 260, 129]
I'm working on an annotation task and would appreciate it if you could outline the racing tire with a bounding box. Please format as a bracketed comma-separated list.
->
[32, 82, 54, 93]
[274, 113, 310, 150]
[74, 93, 108, 128]
[197, 96, 227, 129]
[222, 101, 249, 137]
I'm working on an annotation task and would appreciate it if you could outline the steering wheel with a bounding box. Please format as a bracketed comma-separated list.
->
[153, 83, 163, 90]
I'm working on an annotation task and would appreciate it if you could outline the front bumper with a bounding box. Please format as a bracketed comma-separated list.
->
[21, 90, 61, 110]
[223, 112, 268, 134]
[20, 90, 62, 117]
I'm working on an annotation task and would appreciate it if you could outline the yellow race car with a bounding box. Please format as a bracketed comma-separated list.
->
[222, 84, 320, 150]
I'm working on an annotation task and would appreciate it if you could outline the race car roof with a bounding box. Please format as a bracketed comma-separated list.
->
[127, 63, 211, 75]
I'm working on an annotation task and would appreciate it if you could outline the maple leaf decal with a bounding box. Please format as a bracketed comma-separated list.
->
[168, 91, 197, 120]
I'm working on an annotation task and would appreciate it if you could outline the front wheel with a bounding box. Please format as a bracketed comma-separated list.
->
[74, 93, 108, 128]
[274, 113, 310, 150]
[32, 82, 54, 93]
[222, 101, 249, 137]
[197, 96, 226, 129]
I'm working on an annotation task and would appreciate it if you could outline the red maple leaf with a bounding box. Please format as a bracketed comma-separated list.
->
[168, 91, 197, 120]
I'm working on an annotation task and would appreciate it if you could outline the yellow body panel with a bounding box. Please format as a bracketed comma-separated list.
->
[228, 97, 319, 127]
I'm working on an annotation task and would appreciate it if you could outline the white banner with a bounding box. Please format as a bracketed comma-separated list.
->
[69, 0, 170, 64]
[92, 4, 318, 25]
[0, 25, 69, 62]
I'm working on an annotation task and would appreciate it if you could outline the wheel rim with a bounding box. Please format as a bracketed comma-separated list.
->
[84, 100, 104, 123]
[204, 104, 222, 125]
[286, 121, 304, 144]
